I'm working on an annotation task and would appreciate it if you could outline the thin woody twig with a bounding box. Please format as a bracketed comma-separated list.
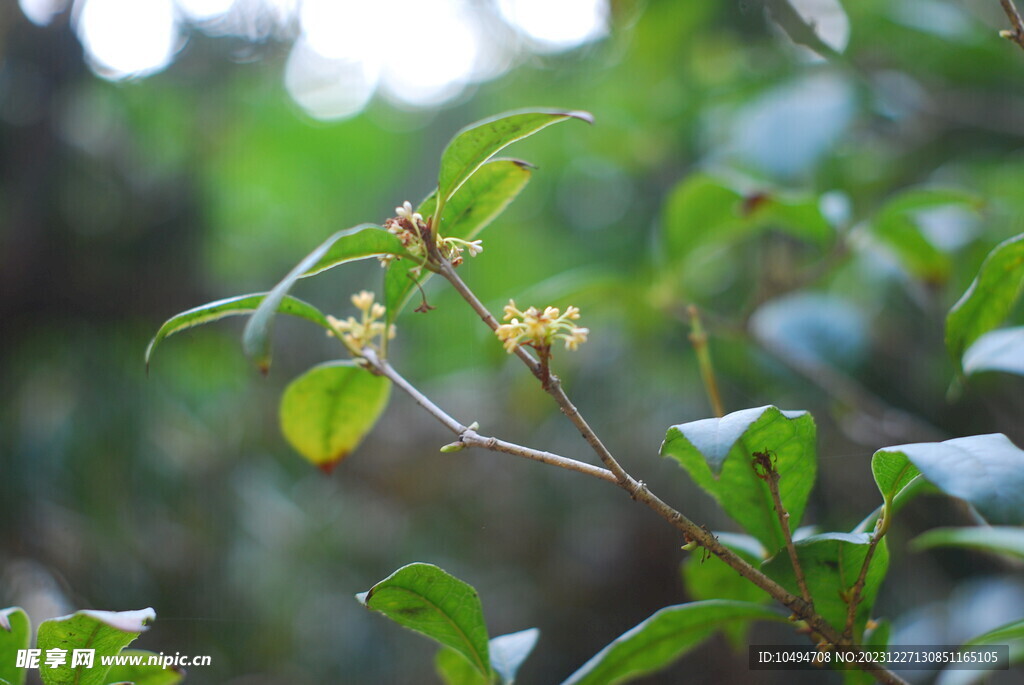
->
[844, 506, 891, 641]
[754, 450, 813, 606]
[999, 0, 1024, 50]
[435, 260, 908, 685]
[360, 348, 617, 484]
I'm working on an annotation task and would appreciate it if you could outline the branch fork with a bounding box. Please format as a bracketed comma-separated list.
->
[363, 258, 909, 685]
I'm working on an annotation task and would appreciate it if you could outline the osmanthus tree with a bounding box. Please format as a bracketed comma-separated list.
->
[142, 109, 1024, 685]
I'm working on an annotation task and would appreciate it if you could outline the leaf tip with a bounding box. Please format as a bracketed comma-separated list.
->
[567, 110, 595, 125]
[508, 157, 538, 170]
[316, 459, 342, 475]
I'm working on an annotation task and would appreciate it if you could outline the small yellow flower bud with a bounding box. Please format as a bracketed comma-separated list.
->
[351, 290, 375, 311]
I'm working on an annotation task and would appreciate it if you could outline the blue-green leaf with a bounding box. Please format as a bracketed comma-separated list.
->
[762, 533, 888, 641]
[962, 326, 1024, 377]
[866, 188, 981, 284]
[874, 433, 1024, 525]
[36, 608, 155, 685]
[436, 647, 488, 685]
[243, 223, 404, 371]
[103, 650, 185, 685]
[438, 109, 591, 205]
[145, 293, 331, 369]
[386, 159, 533, 325]
[681, 540, 768, 649]
[661, 175, 832, 264]
[0, 608, 30, 685]
[358, 563, 491, 679]
[870, 449, 921, 505]
[946, 232, 1024, 371]
[911, 526, 1024, 560]
[298, 225, 410, 278]
[490, 628, 540, 684]
[561, 600, 785, 685]
[660, 406, 817, 552]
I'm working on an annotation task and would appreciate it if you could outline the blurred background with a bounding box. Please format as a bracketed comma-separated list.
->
[2, 0, 1023, 682]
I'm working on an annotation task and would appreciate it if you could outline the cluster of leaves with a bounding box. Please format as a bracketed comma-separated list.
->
[146, 110, 1024, 683]
[147, 109, 591, 472]
[0, 607, 181, 685]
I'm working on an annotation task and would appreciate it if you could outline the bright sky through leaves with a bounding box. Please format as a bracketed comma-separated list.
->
[31, 0, 609, 118]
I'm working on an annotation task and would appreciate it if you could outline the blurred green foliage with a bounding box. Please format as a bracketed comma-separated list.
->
[3, 1, 1024, 682]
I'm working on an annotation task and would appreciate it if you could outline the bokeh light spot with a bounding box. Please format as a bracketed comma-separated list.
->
[78, 0, 182, 80]
[498, 0, 608, 52]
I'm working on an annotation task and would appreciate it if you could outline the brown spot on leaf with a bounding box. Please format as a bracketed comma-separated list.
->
[741, 191, 771, 216]
[317, 458, 343, 475]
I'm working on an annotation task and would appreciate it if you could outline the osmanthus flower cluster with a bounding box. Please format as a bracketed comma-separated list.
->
[326, 290, 395, 355]
[381, 201, 483, 269]
[495, 300, 589, 353]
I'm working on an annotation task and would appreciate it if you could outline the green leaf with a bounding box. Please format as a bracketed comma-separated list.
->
[298, 225, 411, 278]
[933, 619, 1024, 685]
[359, 563, 491, 679]
[490, 628, 540, 685]
[661, 174, 745, 262]
[279, 361, 391, 473]
[874, 433, 1024, 525]
[947, 233, 1024, 371]
[853, 475, 936, 534]
[681, 543, 768, 649]
[762, 533, 888, 641]
[760, 193, 834, 245]
[385, 159, 533, 325]
[876, 187, 981, 216]
[963, 326, 1024, 377]
[661, 175, 832, 263]
[966, 618, 1024, 646]
[145, 293, 332, 369]
[242, 224, 402, 371]
[435, 629, 539, 685]
[911, 526, 1024, 560]
[660, 406, 817, 552]
[436, 648, 488, 685]
[866, 188, 980, 284]
[103, 650, 185, 685]
[36, 608, 155, 685]
[870, 449, 921, 505]
[438, 109, 592, 205]
[425, 159, 533, 240]
[0, 608, 30, 685]
[561, 600, 785, 685]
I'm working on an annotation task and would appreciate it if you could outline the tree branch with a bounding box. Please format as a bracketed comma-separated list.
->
[1000, 0, 1024, 51]
[360, 348, 617, 483]
[434, 261, 909, 685]
[754, 451, 813, 605]
[844, 504, 891, 641]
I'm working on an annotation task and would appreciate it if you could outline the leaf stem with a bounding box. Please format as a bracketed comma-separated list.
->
[687, 305, 725, 418]
[436, 260, 908, 685]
